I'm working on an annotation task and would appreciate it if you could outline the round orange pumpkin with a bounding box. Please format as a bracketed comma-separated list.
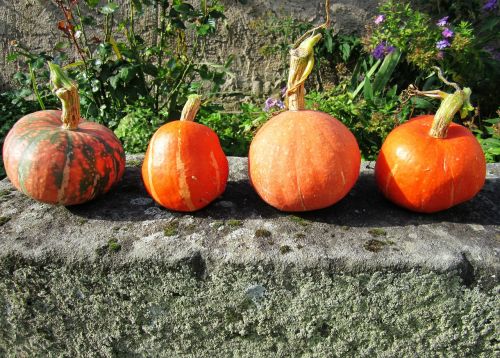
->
[248, 33, 361, 211]
[2, 63, 125, 206]
[142, 95, 228, 212]
[375, 83, 486, 213]
[249, 111, 360, 211]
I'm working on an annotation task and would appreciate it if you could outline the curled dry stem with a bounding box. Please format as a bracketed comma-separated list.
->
[292, 0, 331, 49]
[285, 0, 331, 110]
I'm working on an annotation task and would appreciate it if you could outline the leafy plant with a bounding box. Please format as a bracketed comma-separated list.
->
[114, 104, 166, 153]
[473, 110, 500, 162]
[7, 0, 231, 153]
[198, 103, 270, 156]
[364, 0, 500, 117]
[252, 13, 366, 90]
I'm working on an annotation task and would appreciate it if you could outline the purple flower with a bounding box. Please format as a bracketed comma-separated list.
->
[374, 15, 385, 25]
[442, 28, 454, 38]
[264, 98, 277, 111]
[372, 42, 396, 60]
[483, 0, 498, 11]
[436, 16, 449, 27]
[436, 39, 451, 50]
[281, 86, 287, 98]
[264, 98, 285, 111]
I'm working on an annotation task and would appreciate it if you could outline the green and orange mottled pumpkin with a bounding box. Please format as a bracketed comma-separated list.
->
[2, 63, 125, 206]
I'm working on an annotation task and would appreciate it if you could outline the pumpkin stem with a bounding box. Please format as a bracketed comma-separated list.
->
[286, 0, 330, 111]
[49, 62, 81, 130]
[412, 67, 474, 138]
[286, 34, 322, 111]
[180, 94, 202, 122]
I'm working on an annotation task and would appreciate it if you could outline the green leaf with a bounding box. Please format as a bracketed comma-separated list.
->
[109, 75, 120, 89]
[351, 60, 381, 98]
[372, 48, 401, 94]
[363, 77, 373, 101]
[340, 43, 350, 62]
[85, 0, 100, 7]
[6, 53, 19, 62]
[131, 0, 143, 14]
[196, 24, 211, 36]
[173, 3, 194, 14]
[81, 16, 96, 26]
[324, 32, 333, 53]
[100, 2, 119, 15]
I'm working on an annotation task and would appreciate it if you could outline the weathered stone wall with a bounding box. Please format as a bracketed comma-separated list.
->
[0, 157, 499, 355]
[0, 0, 378, 94]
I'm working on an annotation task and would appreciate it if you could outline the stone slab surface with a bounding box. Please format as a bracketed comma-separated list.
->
[0, 156, 499, 356]
[0, 156, 499, 288]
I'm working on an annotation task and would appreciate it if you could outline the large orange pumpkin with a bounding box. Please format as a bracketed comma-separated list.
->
[248, 33, 361, 211]
[2, 63, 125, 206]
[142, 95, 228, 212]
[375, 78, 486, 213]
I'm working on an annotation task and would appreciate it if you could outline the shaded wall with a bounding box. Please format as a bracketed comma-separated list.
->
[0, 0, 378, 95]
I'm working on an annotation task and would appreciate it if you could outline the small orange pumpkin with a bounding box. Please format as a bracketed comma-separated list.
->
[2, 63, 125, 206]
[248, 33, 361, 211]
[142, 95, 228, 212]
[375, 71, 486, 213]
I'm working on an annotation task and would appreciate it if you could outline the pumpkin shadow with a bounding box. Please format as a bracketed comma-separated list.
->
[67, 166, 282, 222]
[68, 165, 500, 227]
[67, 166, 154, 221]
[300, 171, 500, 227]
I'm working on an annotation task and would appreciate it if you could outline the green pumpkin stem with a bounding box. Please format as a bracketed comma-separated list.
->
[413, 67, 474, 139]
[49, 62, 81, 130]
[180, 94, 202, 122]
[286, 0, 330, 111]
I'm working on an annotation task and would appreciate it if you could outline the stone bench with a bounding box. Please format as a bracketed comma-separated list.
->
[0, 156, 498, 356]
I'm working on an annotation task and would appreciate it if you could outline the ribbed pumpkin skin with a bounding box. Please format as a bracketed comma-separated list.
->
[375, 115, 486, 213]
[3, 110, 125, 206]
[248, 110, 361, 211]
[142, 120, 228, 212]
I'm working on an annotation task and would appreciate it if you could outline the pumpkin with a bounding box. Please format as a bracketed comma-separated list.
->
[2, 63, 125, 206]
[142, 95, 228, 212]
[248, 30, 361, 212]
[375, 70, 486, 213]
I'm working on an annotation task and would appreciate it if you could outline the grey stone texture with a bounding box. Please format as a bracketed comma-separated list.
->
[0, 0, 378, 93]
[0, 156, 499, 355]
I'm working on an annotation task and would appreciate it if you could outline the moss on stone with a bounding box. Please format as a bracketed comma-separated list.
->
[212, 221, 224, 229]
[164, 221, 179, 236]
[0, 216, 11, 226]
[255, 229, 272, 238]
[77, 218, 88, 226]
[364, 239, 386, 253]
[226, 219, 243, 227]
[280, 245, 292, 254]
[289, 215, 309, 227]
[107, 238, 122, 253]
[368, 228, 387, 237]
[127, 159, 142, 167]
